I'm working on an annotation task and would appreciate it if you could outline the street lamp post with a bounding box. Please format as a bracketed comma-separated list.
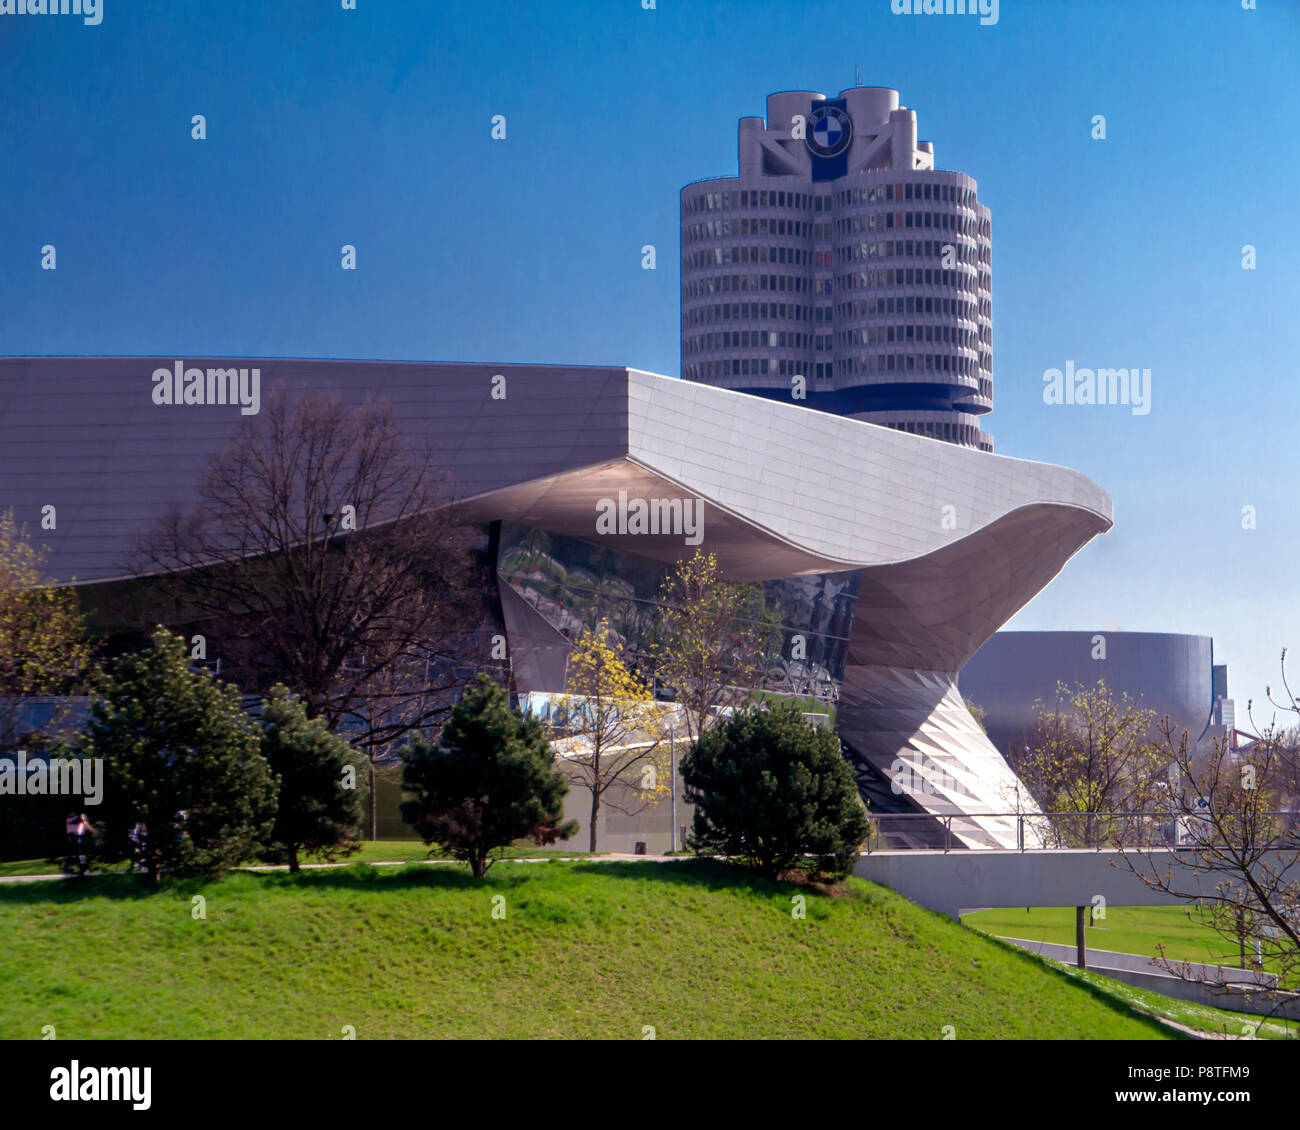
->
[669, 727, 677, 854]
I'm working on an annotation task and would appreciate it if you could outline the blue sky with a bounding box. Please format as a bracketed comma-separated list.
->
[1, 0, 1297, 722]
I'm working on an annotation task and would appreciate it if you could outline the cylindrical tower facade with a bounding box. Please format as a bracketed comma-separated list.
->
[681, 86, 994, 451]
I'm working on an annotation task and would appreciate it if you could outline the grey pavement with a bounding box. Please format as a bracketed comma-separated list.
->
[999, 935, 1277, 988]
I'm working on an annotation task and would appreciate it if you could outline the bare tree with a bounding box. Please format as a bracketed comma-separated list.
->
[1121, 720, 1299, 1023]
[1008, 680, 1167, 848]
[1116, 651, 1300, 1024]
[647, 549, 780, 741]
[1252, 651, 1300, 813]
[139, 392, 490, 762]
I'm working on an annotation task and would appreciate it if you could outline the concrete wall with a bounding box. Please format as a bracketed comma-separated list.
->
[556, 779, 692, 856]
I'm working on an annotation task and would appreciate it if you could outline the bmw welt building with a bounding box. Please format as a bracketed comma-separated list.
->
[0, 357, 1111, 850]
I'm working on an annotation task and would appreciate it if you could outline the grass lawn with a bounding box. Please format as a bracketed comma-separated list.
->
[963, 905, 1288, 978]
[751, 690, 835, 727]
[1061, 965, 1298, 1041]
[0, 859, 1174, 1040]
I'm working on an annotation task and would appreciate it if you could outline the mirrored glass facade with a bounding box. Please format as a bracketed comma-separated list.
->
[496, 522, 860, 706]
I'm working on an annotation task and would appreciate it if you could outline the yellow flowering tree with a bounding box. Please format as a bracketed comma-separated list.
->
[0, 509, 92, 749]
[559, 622, 671, 853]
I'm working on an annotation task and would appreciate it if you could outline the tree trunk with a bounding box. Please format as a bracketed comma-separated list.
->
[589, 789, 600, 854]
[369, 757, 377, 841]
[1076, 905, 1087, 970]
[288, 845, 300, 874]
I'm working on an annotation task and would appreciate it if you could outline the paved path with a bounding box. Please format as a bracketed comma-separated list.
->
[999, 935, 1278, 988]
[0, 872, 72, 884]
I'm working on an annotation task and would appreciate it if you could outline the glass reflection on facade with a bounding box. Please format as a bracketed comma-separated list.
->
[496, 522, 860, 706]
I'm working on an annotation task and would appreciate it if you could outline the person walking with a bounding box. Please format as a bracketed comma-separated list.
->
[64, 811, 91, 875]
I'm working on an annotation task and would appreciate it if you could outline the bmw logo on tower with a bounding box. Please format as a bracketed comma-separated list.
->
[806, 98, 852, 180]
[807, 103, 853, 157]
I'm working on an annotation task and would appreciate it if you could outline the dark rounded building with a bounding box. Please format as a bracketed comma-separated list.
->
[960, 630, 1226, 758]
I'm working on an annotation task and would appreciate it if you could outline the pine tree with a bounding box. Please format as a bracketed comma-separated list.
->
[399, 675, 577, 878]
[260, 685, 367, 872]
[79, 628, 277, 881]
[681, 699, 868, 880]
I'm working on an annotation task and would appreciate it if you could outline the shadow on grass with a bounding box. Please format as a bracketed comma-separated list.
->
[564, 858, 851, 899]
[0, 854, 857, 904]
[263, 856, 852, 901]
[251, 857, 782, 896]
[0, 871, 194, 905]
[0, 862, 487, 903]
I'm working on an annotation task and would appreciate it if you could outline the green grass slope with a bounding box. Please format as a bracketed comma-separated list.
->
[0, 860, 1173, 1040]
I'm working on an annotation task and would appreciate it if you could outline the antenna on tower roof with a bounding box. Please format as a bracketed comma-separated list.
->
[855, 64, 862, 87]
